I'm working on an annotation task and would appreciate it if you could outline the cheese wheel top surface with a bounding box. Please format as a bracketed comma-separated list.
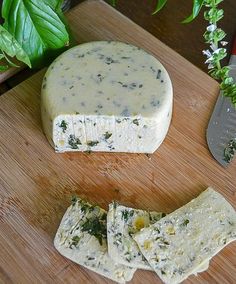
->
[42, 41, 172, 119]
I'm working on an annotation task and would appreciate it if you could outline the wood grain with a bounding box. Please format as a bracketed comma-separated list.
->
[0, 1, 235, 283]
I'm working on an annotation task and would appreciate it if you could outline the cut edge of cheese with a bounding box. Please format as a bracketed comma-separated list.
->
[50, 112, 172, 153]
[133, 187, 236, 284]
[41, 41, 173, 154]
[54, 198, 136, 283]
[192, 260, 209, 276]
[107, 202, 164, 270]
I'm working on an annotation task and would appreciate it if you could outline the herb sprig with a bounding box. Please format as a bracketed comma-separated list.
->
[156, 0, 236, 106]
[202, 0, 236, 106]
[0, 25, 31, 70]
[113, 0, 236, 107]
[224, 138, 236, 163]
[0, 0, 70, 70]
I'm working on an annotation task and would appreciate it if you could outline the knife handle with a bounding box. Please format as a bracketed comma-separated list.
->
[232, 33, 236, 55]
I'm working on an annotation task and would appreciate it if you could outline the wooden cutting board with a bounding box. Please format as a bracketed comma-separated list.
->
[0, 1, 235, 283]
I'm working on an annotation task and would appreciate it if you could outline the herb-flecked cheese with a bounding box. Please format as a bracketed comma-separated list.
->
[107, 202, 164, 270]
[54, 198, 136, 283]
[133, 187, 236, 284]
[107, 202, 209, 273]
[41, 41, 173, 153]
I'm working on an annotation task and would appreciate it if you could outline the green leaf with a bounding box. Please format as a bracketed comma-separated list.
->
[2, 0, 69, 67]
[110, 0, 116, 6]
[215, 0, 224, 4]
[43, 0, 68, 22]
[223, 77, 234, 85]
[44, 0, 76, 47]
[204, 28, 226, 43]
[182, 0, 204, 23]
[0, 65, 9, 71]
[204, 8, 224, 23]
[209, 66, 230, 80]
[3, 51, 20, 67]
[0, 25, 31, 68]
[153, 0, 168, 15]
[43, 0, 64, 10]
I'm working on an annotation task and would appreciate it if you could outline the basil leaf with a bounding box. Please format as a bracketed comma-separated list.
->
[0, 65, 9, 71]
[2, 0, 69, 67]
[43, 0, 66, 17]
[0, 25, 31, 68]
[3, 52, 20, 67]
[44, 0, 74, 45]
[43, 0, 64, 10]
[182, 0, 205, 23]
[153, 0, 168, 15]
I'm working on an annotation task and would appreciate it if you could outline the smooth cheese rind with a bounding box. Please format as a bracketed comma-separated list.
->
[41, 41, 173, 153]
[54, 199, 136, 283]
[107, 202, 164, 270]
[133, 187, 236, 284]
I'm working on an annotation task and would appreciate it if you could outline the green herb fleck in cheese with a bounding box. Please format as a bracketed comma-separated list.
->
[107, 202, 164, 270]
[41, 41, 173, 153]
[134, 187, 236, 284]
[59, 120, 68, 133]
[81, 212, 107, 245]
[54, 198, 136, 283]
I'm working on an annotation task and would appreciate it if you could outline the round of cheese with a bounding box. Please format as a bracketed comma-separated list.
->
[41, 41, 173, 153]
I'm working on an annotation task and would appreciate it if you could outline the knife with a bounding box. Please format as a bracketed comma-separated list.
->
[206, 36, 236, 167]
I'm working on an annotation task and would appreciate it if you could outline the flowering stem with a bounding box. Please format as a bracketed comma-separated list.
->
[203, 0, 236, 106]
[113, 0, 236, 105]
[212, 0, 221, 70]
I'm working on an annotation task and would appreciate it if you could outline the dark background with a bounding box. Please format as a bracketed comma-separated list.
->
[73, 0, 236, 71]
[0, 0, 236, 93]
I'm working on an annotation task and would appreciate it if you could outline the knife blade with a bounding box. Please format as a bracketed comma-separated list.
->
[206, 37, 236, 167]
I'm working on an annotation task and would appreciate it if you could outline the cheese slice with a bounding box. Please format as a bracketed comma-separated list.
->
[107, 202, 209, 273]
[133, 187, 236, 284]
[54, 198, 136, 283]
[41, 41, 173, 153]
[107, 202, 164, 270]
[192, 260, 209, 276]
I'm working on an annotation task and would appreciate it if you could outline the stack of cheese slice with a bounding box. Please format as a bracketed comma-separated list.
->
[41, 41, 173, 153]
[107, 202, 209, 275]
[107, 202, 164, 270]
[133, 187, 236, 283]
[54, 198, 136, 283]
[54, 187, 236, 283]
